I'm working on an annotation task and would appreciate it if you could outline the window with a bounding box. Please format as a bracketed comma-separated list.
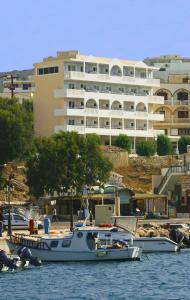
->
[37, 66, 59, 75]
[81, 120, 84, 125]
[157, 92, 168, 100]
[14, 215, 25, 221]
[106, 121, 109, 126]
[50, 240, 59, 248]
[177, 92, 188, 101]
[77, 232, 83, 238]
[68, 65, 76, 71]
[160, 110, 165, 115]
[3, 215, 12, 221]
[179, 128, 190, 135]
[69, 83, 75, 89]
[178, 111, 189, 118]
[62, 239, 72, 247]
[69, 120, 75, 125]
[182, 77, 189, 83]
[23, 83, 31, 90]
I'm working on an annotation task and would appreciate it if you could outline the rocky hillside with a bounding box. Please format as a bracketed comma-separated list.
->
[0, 155, 181, 204]
[115, 155, 179, 193]
[0, 162, 29, 205]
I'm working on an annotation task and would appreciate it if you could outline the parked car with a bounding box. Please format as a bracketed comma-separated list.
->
[3, 213, 43, 230]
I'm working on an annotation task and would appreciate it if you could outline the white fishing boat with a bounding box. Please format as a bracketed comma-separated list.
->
[78, 226, 178, 253]
[7, 230, 142, 262]
[77, 216, 179, 253]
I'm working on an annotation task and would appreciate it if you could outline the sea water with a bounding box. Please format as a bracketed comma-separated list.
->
[0, 252, 190, 300]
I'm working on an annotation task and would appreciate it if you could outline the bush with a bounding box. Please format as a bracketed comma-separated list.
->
[178, 136, 190, 154]
[157, 135, 174, 156]
[113, 134, 132, 153]
[136, 140, 156, 157]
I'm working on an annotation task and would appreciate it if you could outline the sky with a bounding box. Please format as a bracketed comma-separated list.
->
[1, 0, 190, 71]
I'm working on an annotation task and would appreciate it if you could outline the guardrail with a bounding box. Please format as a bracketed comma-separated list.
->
[10, 233, 50, 250]
[156, 163, 190, 194]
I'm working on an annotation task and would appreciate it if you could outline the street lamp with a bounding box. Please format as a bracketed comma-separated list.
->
[5, 174, 14, 236]
[68, 187, 76, 232]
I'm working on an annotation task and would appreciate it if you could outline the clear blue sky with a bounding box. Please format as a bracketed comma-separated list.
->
[1, 0, 190, 71]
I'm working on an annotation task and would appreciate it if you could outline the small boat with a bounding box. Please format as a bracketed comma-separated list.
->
[7, 230, 142, 262]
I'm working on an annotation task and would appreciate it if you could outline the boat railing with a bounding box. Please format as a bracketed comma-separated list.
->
[10, 233, 51, 250]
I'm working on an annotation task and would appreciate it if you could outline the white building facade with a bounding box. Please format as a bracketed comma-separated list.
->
[34, 51, 164, 149]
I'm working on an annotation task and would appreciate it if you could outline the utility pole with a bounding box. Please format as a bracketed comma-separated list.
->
[0, 74, 18, 99]
[7, 74, 18, 99]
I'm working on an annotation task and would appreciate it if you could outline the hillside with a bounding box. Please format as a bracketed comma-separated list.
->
[0, 156, 180, 204]
[115, 156, 179, 193]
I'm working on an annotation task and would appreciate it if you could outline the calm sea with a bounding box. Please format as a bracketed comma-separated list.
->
[1, 251, 190, 300]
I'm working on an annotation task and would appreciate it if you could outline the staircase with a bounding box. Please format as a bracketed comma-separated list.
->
[156, 163, 190, 195]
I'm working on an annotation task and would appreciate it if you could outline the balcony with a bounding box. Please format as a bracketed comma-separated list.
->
[163, 118, 190, 124]
[54, 107, 164, 121]
[162, 100, 190, 105]
[64, 71, 160, 87]
[54, 88, 164, 105]
[54, 124, 164, 137]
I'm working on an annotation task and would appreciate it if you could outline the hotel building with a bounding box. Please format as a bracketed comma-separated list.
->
[144, 55, 190, 149]
[33, 50, 164, 149]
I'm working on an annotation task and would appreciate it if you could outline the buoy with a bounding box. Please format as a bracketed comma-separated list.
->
[99, 224, 112, 228]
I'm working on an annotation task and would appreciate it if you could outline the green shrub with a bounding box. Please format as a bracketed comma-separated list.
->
[136, 140, 156, 157]
[178, 136, 190, 154]
[157, 135, 174, 156]
[113, 134, 132, 153]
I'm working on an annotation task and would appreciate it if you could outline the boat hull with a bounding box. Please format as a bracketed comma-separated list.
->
[7, 241, 141, 262]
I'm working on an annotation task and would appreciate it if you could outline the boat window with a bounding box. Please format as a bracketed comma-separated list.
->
[86, 232, 98, 250]
[62, 240, 71, 247]
[77, 232, 83, 238]
[50, 240, 59, 248]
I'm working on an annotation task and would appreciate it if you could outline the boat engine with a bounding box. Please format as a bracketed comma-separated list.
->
[169, 229, 190, 247]
[0, 250, 18, 271]
[17, 247, 42, 267]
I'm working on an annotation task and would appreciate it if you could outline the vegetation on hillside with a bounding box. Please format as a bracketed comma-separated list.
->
[0, 97, 34, 164]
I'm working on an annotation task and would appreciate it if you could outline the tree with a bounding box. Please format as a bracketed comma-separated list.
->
[156, 135, 174, 156]
[136, 140, 156, 157]
[178, 136, 190, 154]
[113, 134, 132, 153]
[0, 97, 34, 164]
[26, 132, 112, 198]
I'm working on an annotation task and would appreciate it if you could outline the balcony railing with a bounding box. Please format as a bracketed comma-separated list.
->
[164, 118, 190, 124]
[54, 88, 163, 104]
[64, 71, 160, 87]
[156, 163, 190, 194]
[163, 99, 190, 105]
